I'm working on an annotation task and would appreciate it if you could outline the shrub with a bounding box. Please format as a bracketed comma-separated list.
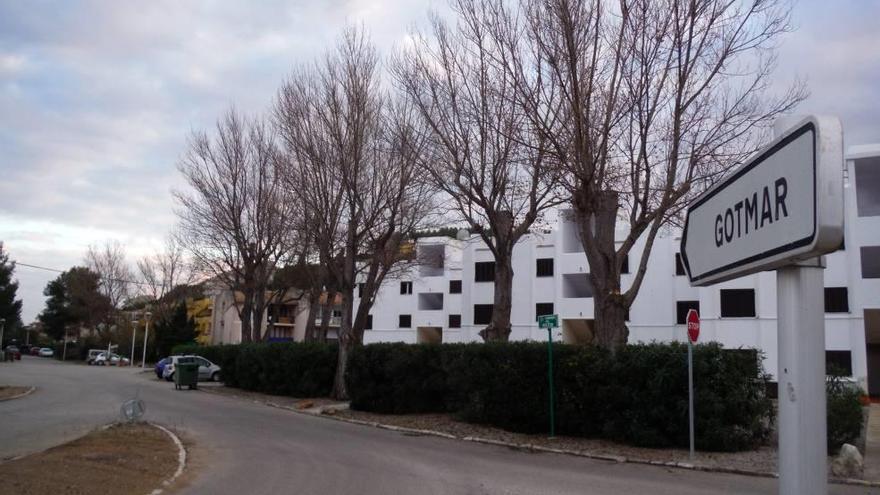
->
[172, 342, 335, 396]
[826, 371, 865, 454]
[347, 343, 449, 413]
[347, 341, 772, 452]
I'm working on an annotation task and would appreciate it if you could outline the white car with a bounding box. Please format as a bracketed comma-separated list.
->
[38, 347, 54, 357]
[163, 355, 221, 382]
[94, 352, 130, 366]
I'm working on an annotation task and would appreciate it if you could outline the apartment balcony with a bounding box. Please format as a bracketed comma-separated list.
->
[314, 316, 342, 327]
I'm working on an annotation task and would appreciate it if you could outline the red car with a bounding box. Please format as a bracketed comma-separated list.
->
[30, 347, 41, 356]
[4, 346, 22, 360]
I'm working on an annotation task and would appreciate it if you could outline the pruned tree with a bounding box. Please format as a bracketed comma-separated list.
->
[85, 240, 134, 310]
[276, 27, 436, 399]
[446, 0, 805, 352]
[392, 1, 563, 341]
[175, 109, 298, 343]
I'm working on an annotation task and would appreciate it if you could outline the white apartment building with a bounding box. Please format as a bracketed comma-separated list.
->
[359, 145, 880, 394]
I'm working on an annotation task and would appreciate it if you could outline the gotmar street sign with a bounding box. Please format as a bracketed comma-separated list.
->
[681, 116, 843, 286]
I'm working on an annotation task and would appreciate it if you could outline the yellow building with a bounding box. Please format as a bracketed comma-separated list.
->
[187, 297, 213, 345]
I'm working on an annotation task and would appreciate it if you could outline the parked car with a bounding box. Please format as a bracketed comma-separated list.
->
[30, 347, 41, 356]
[94, 352, 130, 366]
[86, 349, 105, 365]
[154, 357, 169, 380]
[4, 346, 21, 360]
[38, 347, 54, 357]
[163, 355, 221, 382]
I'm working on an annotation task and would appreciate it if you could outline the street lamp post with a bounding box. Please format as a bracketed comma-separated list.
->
[0, 318, 5, 350]
[141, 311, 152, 369]
[130, 316, 138, 368]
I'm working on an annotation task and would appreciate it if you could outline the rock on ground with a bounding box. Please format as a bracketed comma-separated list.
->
[831, 443, 864, 479]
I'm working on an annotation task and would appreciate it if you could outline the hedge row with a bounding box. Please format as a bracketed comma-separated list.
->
[346, 342, 773, 452]
[172, 342, 337, 397]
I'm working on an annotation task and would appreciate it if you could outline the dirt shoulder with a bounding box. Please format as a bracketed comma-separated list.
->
[0, 422, 181, 495]
[0, 386, 32, 401]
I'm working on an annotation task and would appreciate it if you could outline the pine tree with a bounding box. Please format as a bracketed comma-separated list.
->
[0, 243, 23, 342]
[154, 302, 196, 358]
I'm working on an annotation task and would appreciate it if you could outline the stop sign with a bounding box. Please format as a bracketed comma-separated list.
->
[686, 309, 700, 343]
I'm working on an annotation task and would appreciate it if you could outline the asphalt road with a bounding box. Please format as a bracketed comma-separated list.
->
[1, 357, 877, 495]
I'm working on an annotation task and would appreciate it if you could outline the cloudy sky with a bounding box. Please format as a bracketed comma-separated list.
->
[1, 0, 878, 323]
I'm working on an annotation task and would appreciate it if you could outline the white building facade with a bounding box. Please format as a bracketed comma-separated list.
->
[360, 145, 880, 394]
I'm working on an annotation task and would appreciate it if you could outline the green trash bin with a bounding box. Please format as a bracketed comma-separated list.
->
[174, 360, 199, 390]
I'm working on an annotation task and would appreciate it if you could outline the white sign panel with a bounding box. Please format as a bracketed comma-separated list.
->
[681, 116, 843, 286]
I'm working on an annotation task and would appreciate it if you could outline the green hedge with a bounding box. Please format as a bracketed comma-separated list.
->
[346, 342, 773, 452]
[347, 343, 450, 413]
[172, 342, 336, 396]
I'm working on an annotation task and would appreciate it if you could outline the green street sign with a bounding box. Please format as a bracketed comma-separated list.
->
[537, 314, 559, 329]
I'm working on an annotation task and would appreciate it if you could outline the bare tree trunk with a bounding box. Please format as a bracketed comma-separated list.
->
[303, 293, 320, 342]
[318, 291, 334, 344]
[239, 297, 254, 343]
[479, 253, 513, 342]
[252, 298, 266, 343]
[573, 189, 629, 353]
[332, 288, 355, 400]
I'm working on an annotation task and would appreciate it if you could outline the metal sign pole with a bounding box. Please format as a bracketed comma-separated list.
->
[778, 258, 827, 495]
[547, 326, 556, 438]
[688, 339, 695, 460]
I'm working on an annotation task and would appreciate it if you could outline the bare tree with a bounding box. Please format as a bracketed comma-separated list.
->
[137, 237, 196, 321]
[85, 240, 134, 310]
[174, 109, 298, 343]
[480, 0, 806, 351]
[276, 27, 436, 399]
[392, 1, 563, 341]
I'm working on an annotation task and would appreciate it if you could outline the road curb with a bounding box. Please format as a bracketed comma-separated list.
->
[0, 386, 35, 402]
[197, 386, 880, 488]
[149, 423, 187, 495]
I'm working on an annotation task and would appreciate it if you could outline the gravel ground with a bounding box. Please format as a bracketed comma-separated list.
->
[0, 386, 31, 400]
[0, 422, 179, 495]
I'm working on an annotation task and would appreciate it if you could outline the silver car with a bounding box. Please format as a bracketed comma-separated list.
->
[163, 355, 221, 382]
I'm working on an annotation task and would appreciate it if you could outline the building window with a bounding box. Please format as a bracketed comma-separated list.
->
[365, 314, 373, 330]
[826, 350, 853, 376]
[621, 255, 630, 275]
[448, 314, 461, 328]
[862, 246, 880, 278]
[418, 293, 444, 310]
[720, 289, 756, 317]
[562, 273, 593, 298]
[824, 287, 849, 313]
[475, 261, 495, 282]
[449, 280, 462, 294]
[358, 283, 366, 298]
[399, 314, 412, 328]
[676, 301, 700, 325]
[536, 258, 554, 277]
[675, 253, 686, 276]
[535, 303, 554, 321]
[400, 281, 413, 295]
[855, 157, 880, 217]
[473, 304, 493, 325]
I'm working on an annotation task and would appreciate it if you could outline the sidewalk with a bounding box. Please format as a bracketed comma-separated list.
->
[864, 404, 880, 479]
